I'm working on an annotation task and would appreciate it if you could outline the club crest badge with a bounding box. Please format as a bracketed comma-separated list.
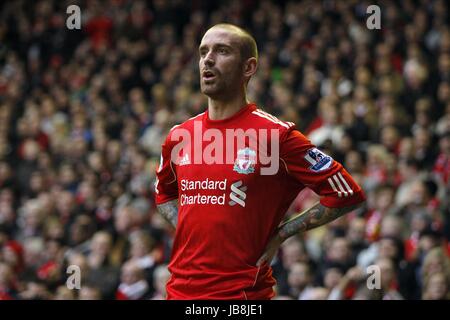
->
[233, 148, 256, 174]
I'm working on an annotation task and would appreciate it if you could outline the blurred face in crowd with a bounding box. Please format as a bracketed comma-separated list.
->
[79, 286, 102, 300]
[347, 217, 366, 244]
[0, 201, 14, 226]
[397, 158, 418, 181]
[410, 212, 429, 233]
[398, 137, 414, 159]
[413, 127, 431, 150]
[378, 238, 400, 260]
[21, 281, 50, 300]
[319, 102, 338, 125]
[23, 200, 43, 230]
[121, 261, 143, 285]
[0, 263, 13, 287]
[375, 186, 394, 212]
[199, 25, 257, 101]
[419, 234, 440, 253]
[281, 238, 307, 269]
[381, 126, 400, 152]
[69, 215, 93, 245]
[0, 162, 12, 182]
[327, 237, 351, 264]
[408, 180, 428, 206]
[23, 238, 45, 268]
[344, 150, 363, 173]
[59, 165, 76, 187]
[130, 233, 152, 258]
[114, 206, 136, 235]
[423, 273, 448, 300]
[379, 105, 397, 126]
[376, 258, 396, 290]
[439, 134, 450, 154]
[22, 139, 40, 161]
[338, 134, 354, 153]
[287, 262, 311, 289]
[323, 267, 344, 290]
[306, 287, 329, 300]
[154, 265, 170, 296]
[422, 249, 448, 277]
[91, 232, 112, 256]
[437, 82, 450, 103]
[380, 216, 403, 237]
[68, 253, 88, 279]
[2, 245, 20, 269]
[54, 286, 75, 300]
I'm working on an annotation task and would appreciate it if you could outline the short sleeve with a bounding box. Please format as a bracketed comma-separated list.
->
[154, 134, 178, 205]
[280, 129, 365, 208]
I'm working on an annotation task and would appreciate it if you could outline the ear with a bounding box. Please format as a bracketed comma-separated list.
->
[243, 57, 258, 78]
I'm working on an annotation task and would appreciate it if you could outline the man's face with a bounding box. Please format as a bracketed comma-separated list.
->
[198, 28, 244, 99]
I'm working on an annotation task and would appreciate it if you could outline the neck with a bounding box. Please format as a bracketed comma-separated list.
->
[208, 91, 248, 120]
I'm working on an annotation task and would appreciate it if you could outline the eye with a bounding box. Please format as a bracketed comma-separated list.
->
[218, 48, 228, 54]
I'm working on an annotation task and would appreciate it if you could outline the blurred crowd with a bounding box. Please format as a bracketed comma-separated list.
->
[0, 0, 449, 300]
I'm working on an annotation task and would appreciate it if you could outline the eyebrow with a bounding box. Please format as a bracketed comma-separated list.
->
[199, 43, 234, 51]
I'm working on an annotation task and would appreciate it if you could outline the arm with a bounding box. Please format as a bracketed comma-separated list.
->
[278, 201, 361, 240]
[257, 129, 366, 266]
[155, 132, 179, 229]
[156, 199, 178, 229]
[256, 201, 363, 266]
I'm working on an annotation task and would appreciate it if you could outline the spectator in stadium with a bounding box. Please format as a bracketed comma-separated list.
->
[272, 236, 314, 296]
[433, 130, 450, 185]
[128, 230, 159, 292]
[286, 261, 314, 299]
[374, 257, 404, 300]
[328, 265, 365, 300]
[79, 285, 103, 300]
[420, 247, 450, 291]
[322, 262, 346, 294]
[18, 278, 52, 300]
[322, 237, 355, 274]
[151, 264, 170, 300]
[116, 260, 150, 300]
[422, 272, 449, 300]
[53, 285, 76, 300]
[0, 262, 17, 300]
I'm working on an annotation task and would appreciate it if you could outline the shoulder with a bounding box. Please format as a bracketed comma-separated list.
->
[173, 112, 206, 131]
[249, 107, 296, 131]
[165, 112, 206, 141]
[248, 107, 300, 143]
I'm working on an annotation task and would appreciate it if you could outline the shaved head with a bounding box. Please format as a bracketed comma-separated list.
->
[205, 24, 258, 63]
[198, 23, 259, 99]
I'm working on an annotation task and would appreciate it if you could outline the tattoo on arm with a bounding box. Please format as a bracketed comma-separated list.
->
[278, 202, 361, 241]
[157, 199, 178, 229]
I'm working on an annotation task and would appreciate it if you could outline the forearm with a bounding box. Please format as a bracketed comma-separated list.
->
[156, 199, 178, 229]
[277, 201, 362, 241]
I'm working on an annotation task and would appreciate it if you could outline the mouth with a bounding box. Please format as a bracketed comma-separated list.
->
[202, 70, 216, 81]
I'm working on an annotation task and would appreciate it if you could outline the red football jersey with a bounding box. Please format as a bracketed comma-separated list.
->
[155, 103, 365, 299]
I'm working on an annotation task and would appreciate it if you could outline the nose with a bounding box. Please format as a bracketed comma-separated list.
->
[204, 51, 215, 67]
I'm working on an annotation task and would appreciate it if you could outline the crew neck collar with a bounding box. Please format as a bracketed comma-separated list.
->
[204, 103, 257, 127]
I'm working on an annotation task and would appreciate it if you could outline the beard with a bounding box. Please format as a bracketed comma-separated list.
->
[201, 80, 222, 98]
[200, 73, 239, 100]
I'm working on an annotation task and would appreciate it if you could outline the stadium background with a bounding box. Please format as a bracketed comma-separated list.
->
[0, 0, 449, 300]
